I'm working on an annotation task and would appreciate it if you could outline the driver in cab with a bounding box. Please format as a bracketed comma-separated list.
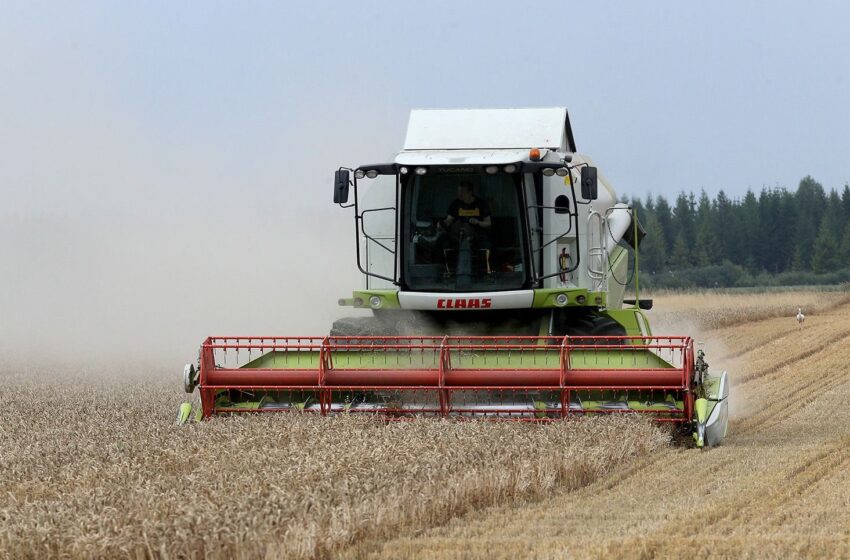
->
[443, 180, 492, 233]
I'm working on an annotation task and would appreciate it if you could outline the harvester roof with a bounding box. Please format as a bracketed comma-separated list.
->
[403, 107, 576, 152]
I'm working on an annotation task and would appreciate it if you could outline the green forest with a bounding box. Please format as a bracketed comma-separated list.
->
[625, 176, 850, 288]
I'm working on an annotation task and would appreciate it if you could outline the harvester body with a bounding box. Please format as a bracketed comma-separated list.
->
[182, 107, 729, 447]
[345, 108, 634, 317]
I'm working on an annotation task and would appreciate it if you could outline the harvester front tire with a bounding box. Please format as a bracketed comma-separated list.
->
[183, 363, 197, 394]
[586, 315, 627, 344]
[552, 310, 626, 342]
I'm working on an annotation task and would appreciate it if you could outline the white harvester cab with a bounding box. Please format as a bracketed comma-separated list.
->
[340, 107, 641, 333]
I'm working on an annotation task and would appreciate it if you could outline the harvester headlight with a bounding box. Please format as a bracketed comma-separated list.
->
[399, 166, 409, 174]
[485, 165, 498, 175]
[369, 295, 383, 308]
[542, 168, 555, 177]
[555, 167, 568, 177]
[365, 169, 379, 179]
[595, 296, 603, 305]
[354, 170, 366, 179]
[415, 167, 427, 175]
[576, 295, 587, 305]
[353, 297, 364, 307]
[504, 164, 517, 173]
[554, 293, 569, 307]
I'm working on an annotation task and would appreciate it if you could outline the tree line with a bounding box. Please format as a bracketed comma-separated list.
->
[625, 176, 850, 288]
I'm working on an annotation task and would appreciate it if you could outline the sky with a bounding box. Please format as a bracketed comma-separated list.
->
[2, 1, 849, 366]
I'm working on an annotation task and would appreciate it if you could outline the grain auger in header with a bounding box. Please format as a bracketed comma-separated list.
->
[178, 107, 729, 447]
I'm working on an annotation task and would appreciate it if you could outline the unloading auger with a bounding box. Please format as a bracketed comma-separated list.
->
[178, 107, 729, 447]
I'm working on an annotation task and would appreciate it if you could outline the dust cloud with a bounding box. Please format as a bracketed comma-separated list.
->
[0, 98, 397, 370]
[647, 310, 742, 418]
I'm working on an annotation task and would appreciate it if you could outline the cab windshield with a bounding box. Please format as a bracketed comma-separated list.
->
[403, 171, 527, 292]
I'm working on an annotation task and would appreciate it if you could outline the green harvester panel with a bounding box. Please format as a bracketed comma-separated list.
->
[242, 348, 674, 370]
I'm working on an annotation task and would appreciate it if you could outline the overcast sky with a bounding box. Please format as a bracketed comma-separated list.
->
[2, 1, 849, 365]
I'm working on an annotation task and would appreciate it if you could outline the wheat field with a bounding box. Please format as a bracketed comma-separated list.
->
[2, 289, 849, 559]
[0, 372, 667, 559]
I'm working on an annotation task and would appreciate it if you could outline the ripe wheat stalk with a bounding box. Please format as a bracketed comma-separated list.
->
[0, 371, 668, 559]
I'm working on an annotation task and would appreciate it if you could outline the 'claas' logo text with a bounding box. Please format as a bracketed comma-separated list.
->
[437, 298, 493, 309]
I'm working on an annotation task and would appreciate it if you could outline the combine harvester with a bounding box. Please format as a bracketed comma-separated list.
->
[179, 107, 729, 447]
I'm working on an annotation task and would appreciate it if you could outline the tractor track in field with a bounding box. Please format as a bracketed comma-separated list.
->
[353, 300, 850, 559]
[711, 326, 799, 361]
[736, 355, 849, 435]
[733, 327, 850, 435]
[634, 437, 850, 541]
[718, 325, 847, 374]
[725, 328, 849, 387]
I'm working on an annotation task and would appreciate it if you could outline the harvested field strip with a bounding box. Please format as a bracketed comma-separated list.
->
[592, 440, 850, 560]
[709, 315, 837, 361]
[736, 364, 848, 434]
[734, 334, 850, 434]
[660, 439, 850, 537]
[0, 372, 669, 560]
[730, 318, 850, 386]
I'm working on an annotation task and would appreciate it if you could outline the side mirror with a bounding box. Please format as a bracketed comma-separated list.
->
[581, 166, 598, 200]
[554, 194, 570, 214]
[334, 169, 350, 204]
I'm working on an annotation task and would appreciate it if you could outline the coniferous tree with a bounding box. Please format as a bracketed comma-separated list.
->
[623, 175, 848, 285]
[694, 190, 720, 266]
[824, 190, 845, 234]
[833, 187, 849, 234]
[670, 232, 691, 269]
[654, 195, 673, 252]
[672, 192, 696, 253]
[776, 189, 798, 272]
[842, 183, 850, 223]
[757, 188, 785, 272]
[715, 190, 741, 264]
[638, 212, 667, 273]
[811, 218, 842, 273]
[840, 219, 850, 262]
[792, 176, 827, 270]
[811, 190, 845, 273]
[738, 189, 762, 270]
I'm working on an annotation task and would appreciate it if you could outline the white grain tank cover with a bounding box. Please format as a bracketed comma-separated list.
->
[606, 203, 633, 254]
[404, 108, 571, 151]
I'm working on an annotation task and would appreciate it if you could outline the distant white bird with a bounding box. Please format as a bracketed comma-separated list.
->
[796, 307, 805, 328]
